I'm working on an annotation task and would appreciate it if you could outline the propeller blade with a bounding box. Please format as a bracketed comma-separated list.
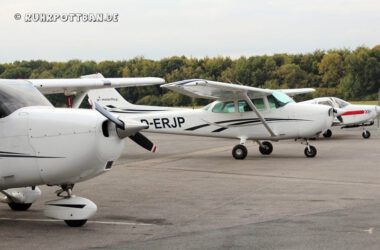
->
[129, 132, 157, 153]
[94, 102, 124, 129]
[332, 108, 344, 123]
[337, 115, 343, 123]
[94, 102, 156, 152]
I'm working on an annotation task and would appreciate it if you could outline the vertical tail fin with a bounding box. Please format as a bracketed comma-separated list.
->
[88, 88, 179, 113]
[87, 88, 135, 109]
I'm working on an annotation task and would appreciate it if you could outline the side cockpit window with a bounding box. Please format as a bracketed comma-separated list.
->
[318, 100, 333, 107]
[212, 101, 236, 113]
[238, 100, 252, 112]
[238, 99, 266, 112]
[334, 98, 349, 108]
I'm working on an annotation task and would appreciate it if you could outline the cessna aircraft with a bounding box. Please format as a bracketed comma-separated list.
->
[303, 97, 380, 139]
[88, 79, 337, 160]
[0, 76, 163, 227]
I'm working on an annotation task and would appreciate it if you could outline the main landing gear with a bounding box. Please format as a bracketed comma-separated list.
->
[1, 187, 41, 211]
[232, 144, 248, 160]
[232, 139, 274, 160]
[231, 139, 317, 160]
[323, 128, 372, 139]
[44, 184, 97, 227]
[258, 141, 273, 155]
[322, 129, 332, 138]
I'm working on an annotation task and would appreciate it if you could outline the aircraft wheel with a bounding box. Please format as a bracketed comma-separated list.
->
[304, 146, 317, 158]
[8, 202, 32, 211]
[65, 220, 88, 227]
[232, 145, 247, 160]
[259, 141, 273, 155]
[362, 130, 371, 139]
[323, 129, 332, 138]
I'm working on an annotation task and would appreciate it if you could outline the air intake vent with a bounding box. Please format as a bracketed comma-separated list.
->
[105, 161, 113, 170]
[102, 121, 109, 137]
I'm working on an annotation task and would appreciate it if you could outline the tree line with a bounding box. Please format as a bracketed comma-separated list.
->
[1, 45, 380, 107]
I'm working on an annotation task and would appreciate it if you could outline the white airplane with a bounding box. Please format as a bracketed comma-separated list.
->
[0, 76, 163, 227]
[302, 97, 380, 139]
[88, 79, 337, 160]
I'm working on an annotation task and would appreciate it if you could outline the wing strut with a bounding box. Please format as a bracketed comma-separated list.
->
[243, 92, 277, 137]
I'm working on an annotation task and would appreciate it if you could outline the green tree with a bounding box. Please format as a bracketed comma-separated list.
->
[319, 53, 344, 87]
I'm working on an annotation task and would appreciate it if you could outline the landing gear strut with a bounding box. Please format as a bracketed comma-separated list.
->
[303, 140, 317, 158]
[44, 184, 97, 227]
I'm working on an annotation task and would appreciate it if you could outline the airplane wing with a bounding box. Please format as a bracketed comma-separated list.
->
[28, 73, 165, 95]
[161, 79, 272, 100]
[161, 79, 313, 100]
[280, 88, 315, 96]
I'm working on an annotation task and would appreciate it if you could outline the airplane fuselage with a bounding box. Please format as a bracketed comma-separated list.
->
[0, 107, 124, 190]
[302, 97, 380, 127]
[122, 102, 333, 141]
[338, 104, 378, 126]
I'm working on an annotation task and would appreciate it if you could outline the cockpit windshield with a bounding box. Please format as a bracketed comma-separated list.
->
[333, 98, 350, 108]
[0, 81, 52, 118]
[268, 91, 295, 108]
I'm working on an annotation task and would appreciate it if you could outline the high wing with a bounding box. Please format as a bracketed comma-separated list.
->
[29, 73, 165, 95]
[161, 79, 314, 100]
[281, 88, 315, 96]
[161, 79, 272, 100]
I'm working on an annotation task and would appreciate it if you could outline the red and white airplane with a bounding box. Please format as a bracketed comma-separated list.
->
[302, 97, 380, 139]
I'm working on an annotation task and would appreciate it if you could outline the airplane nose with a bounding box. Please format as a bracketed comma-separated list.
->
[325, 107, 335, 127]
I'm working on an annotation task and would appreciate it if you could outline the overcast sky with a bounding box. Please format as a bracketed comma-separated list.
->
[0, 0, 379, 62]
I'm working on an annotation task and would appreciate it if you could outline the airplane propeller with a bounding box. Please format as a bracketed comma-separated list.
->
[94, 102, 157, 152]
[332, 108, 344, 123]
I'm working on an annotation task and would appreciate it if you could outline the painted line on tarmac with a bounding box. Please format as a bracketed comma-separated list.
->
[0, 217, 154, 226]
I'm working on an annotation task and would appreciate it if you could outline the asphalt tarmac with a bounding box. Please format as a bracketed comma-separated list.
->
[2, 127, 380, 250]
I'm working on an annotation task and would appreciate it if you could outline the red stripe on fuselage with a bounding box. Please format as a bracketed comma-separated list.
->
[341, 110, 365, 116]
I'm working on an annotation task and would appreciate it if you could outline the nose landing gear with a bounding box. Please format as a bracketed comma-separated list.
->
[303, 139, 317, 158]
[362, 129, 371, 139]
[44, 184, 97, 227]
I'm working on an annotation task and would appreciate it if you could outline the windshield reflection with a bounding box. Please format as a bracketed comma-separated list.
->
[0, 80, 52, 118]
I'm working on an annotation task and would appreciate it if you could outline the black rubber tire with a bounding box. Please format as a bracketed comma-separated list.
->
[362, 131, 371, 139]
[323, 129, 332, 138]
[259, 141, 273, 155]
[304, 146, 317, 158]
[232, 145, 247, 160]
[65, 220, 87, 227]
[8, 202, 32, 211]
